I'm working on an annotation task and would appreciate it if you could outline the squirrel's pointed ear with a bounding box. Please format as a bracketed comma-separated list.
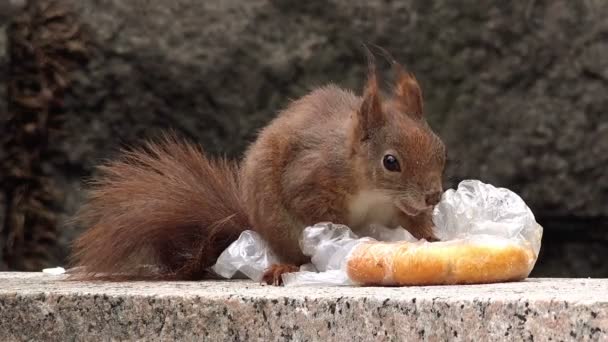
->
[394, 66, 423, 119]
[357, 67, 384, 138]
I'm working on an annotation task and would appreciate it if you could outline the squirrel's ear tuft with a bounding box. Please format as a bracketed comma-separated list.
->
[394, 66, 423, 119]
[357, 60, 384, 139]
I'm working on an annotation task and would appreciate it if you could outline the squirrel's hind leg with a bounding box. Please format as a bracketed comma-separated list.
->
[261, 264, 300, 286]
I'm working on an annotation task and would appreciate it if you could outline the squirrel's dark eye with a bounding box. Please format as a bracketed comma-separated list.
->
[383, 154, 401, 172]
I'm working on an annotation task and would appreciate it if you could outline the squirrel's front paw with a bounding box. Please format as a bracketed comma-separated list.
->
[261, 264, 299, 286]
[422, 228, 440, 242]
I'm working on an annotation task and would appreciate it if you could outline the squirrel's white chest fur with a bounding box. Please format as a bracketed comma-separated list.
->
[347, 190, 399, 232]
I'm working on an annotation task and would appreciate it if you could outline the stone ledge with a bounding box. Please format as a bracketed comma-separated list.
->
[0, 273, 606, 341]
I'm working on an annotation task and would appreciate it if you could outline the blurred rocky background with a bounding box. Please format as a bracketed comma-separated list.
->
[0, 0, 606, 276]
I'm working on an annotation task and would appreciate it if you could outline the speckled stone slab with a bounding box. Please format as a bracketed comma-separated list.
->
[0, 273, 606, 341]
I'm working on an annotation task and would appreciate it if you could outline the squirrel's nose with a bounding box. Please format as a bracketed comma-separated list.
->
[425, 191, 442, 206]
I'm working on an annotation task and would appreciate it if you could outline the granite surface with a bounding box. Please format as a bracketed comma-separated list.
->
[0, 273, 606, 341]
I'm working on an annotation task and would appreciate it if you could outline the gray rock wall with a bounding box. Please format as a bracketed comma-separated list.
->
[1, 0, 607, 275]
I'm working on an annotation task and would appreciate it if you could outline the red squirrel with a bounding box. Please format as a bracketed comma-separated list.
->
[69, 58, 446, 285]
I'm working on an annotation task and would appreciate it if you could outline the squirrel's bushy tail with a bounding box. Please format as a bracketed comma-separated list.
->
[68, 135, 248, 280]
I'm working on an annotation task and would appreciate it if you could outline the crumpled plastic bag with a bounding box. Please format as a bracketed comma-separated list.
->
[212, 230, 280, 282]
[433, 180, 542, 254]
[42, 267, 66, 275]
[211, 180, 543, 286]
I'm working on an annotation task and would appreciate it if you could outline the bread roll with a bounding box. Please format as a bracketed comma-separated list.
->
[346, 238, 535, 286]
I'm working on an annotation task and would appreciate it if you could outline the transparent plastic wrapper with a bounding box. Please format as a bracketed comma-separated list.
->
[212, 231, 281, 282]
[42, 267, 66, 275]
[212, 180, 543, 286]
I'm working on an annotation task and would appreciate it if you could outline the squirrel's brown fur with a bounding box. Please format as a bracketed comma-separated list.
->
[69, 136, 248, 280]
[241, 63, 445, 269]
[69, 58, 446, 284]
